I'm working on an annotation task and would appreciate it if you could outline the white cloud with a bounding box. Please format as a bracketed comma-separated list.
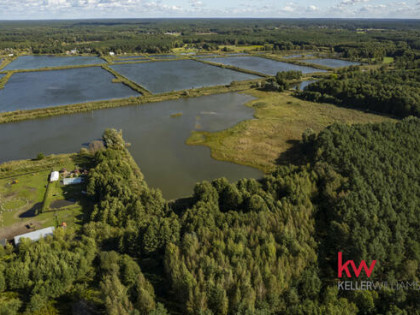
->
[359, 4, 387, 12]
[0, 0, 419, 19]
[340, 0, 370, 5]
[144, 2, 183, 12]
[190, 0, 203, 8]
[282, 5, 295, 12]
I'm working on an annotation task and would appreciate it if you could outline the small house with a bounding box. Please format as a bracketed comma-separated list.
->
[50, 171, 59, 182]
[109, 52, 115, 56]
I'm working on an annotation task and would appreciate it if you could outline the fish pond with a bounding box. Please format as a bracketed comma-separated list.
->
[201, 56, 325, 75]
[0, 67, 140, 112]
[112, 59, 150, 63]
[3, 55, 106, 71]
[151, 55, 179, 59]
[111, 60, 260, 94]
[195, 54, 221, 58]
[300, 58, 361, 68]
[0, 93, 263, 199]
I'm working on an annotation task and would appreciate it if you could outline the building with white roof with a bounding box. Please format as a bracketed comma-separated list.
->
[50, 171, 59, 182]
[14, 227, 55, 245]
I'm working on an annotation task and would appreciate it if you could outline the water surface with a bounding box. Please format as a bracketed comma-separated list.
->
[202, 56, 325, 75]
[111, 60, 260, 94]
[293, 80, 316, 90]
[226, 53, 249, 56]
[116, 56, 150, 60]
[151, 55, 178, 59]
[283, 54, 314, 59]
[0, 93, 262, 199]
[196, 54, 220, 58]
[3, 56, 106, 71]
[112, 59, 150, 63]
[300, 58, 361, 68]
[0, 67, 140, 112]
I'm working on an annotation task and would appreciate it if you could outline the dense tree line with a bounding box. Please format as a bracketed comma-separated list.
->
[262, 70, 302, 91]
[298, 66, 420, 118]
[313, 117, 420, 314]
[0, 121, 419, 314]
[1, 19, 420, 56]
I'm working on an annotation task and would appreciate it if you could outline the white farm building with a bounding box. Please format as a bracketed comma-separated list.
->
[50, 171, 59, 182]
[14, 227, 55, 245]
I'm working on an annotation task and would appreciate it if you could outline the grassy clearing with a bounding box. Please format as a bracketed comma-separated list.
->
[186, 90, 395, 173]
[383, 57, 394, 64]
[0, 154, 79, 178]
[0, 154, 90, 237]
[218, 45, 264, 52]
[172, 47, 199, 53]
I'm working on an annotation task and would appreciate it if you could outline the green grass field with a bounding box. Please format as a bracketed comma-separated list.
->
[383, 57, 394, 64]
[187, 90, 395, 172]
[0, 154, 91, 240]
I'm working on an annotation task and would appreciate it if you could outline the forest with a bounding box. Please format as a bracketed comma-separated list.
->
[1, 19, 420, 57]
[0, 17, 419, 315]
[298, 60, 420, 118]
[0, 119, 418, 314]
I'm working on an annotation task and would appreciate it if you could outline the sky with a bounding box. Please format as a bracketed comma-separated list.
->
[0, 0, 419, 20]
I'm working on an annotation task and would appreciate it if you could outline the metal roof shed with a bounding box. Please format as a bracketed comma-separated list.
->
[14, 227, 55, 245]
[63, 177, 84, 185]
[50, 171, 59, 182]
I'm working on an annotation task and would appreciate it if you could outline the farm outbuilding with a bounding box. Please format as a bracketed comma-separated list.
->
[14, 226, 55, 245]
[50, 171, 59, 182]
[63, 177, 84, 186]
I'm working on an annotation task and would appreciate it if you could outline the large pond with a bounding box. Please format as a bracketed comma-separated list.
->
[3, 56, 106, 71]
[0, 93, 263, 199]
[112, 59, 149, 63]
[111, 60, 260, 94]
[195, 54, 220, 58]
[201, 56, 325, 75]
[300, 58, 361, 68]
[0, 67, 140, 112]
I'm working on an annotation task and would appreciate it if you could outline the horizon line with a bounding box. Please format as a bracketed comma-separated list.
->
[1, 17, 420, 21]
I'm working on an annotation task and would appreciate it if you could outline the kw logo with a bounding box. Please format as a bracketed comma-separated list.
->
[338, 252, 377, 278]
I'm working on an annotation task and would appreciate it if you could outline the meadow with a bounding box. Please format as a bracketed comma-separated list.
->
[187, 90, 395, 172]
